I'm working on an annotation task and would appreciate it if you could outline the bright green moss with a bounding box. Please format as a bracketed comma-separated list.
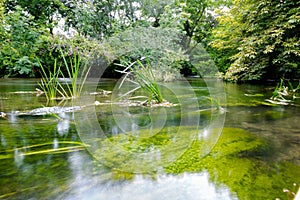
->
[94, 126, 300, 199]
[166, 128, 300, 200]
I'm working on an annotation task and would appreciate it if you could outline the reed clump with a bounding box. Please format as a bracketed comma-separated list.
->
[38, 47, 90, 101]
[116, 58, 164, 104]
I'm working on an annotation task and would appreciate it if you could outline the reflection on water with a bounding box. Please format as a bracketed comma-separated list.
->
[76, 79, 224, 174]
[0, 79, 300, 200]
[57, 119, 71, 136]
[14, 148, 24, 168]
[63, 153, 235, 200]
[224, 94, 300, 165]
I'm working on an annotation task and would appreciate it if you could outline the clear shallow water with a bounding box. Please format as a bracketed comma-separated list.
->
[0, 78, 300, 200]
[60, 159, 235, 200]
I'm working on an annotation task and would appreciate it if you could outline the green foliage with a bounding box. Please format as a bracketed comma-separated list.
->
[0, 0, 4, 21]
[38, 59, 67, 100]
[211, 0, 300, 82]
[139, 0, 171, 27]
[154, 0, 223, 76]
[0, 0, 222, 79]
[0, 1, 101, 78]
[67, 0, 115, 38]
[179, 0, 211, 47]
[190, 44, 219, 77]
[117, 58, 164, 104]
[103, 26, 188, 81]
[14, 56, 39, 75]
[0, 12, 104, 79]
[67, 0, 218, 78]
[157, 0, 217, 52]
[133, 60, 164, 103]
[59, 48, 90, 98]
[0, 0, 232, 79]
[37, 34, 103, 76]
[0, 6, 45, 77]
[38, 47, 90, 100]
[4, 0, 71, 33]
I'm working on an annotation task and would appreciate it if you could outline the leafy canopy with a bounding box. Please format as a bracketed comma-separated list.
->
[210, 0, 300, 82]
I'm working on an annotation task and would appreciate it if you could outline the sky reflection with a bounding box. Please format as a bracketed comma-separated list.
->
[63, 153, 236, 200]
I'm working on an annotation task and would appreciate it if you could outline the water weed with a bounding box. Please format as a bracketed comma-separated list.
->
[38, 59, 68, 100]
[38, 47, 90, 101]
[267, 78, 300, 105]
[116, 58, 164, 104]
[59, 48, 91, 98]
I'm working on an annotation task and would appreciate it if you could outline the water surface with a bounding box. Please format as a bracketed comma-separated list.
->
[0, 78, 299, 200]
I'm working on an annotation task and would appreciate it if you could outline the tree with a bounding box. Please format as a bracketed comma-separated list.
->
[151, 0, 224, 76]
[0, 6, 46, 77]
[0, 0, 225, 78]
[67, 0, 141, 39]
[102, 26, 188, 81]
[0, 0, 4, 21]
[138, 0, 171, 27]
[4, 0, 72, 34]
[210, 0, 300, 82]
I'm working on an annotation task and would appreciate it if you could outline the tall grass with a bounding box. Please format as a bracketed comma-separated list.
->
[38, 59, 68, 100]
[59, 48, 91, 98]
[38, 47, 90, 101]
[116, 58, 164, 104]
[133, 60, 164, 103]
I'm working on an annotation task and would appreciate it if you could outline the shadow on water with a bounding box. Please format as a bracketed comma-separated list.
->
[0, 79, 299, 200]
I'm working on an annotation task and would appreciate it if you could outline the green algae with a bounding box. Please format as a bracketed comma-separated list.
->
[92, 126, 300, 199]
[164, 128, 267, 172]
[165, 127, 300, 200]
[93, 127, 267, 174]
[93, 126, 202, 174]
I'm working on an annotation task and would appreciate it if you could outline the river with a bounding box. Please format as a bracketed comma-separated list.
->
[0, 78, 299, 200]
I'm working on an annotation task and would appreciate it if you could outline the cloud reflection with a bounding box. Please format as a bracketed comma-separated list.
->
[63, 153, 236, 200]
[57, 119, 70, 136]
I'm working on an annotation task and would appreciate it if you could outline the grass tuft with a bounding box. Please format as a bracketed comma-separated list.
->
[38, 47, 90, 101]
[116, 58, 164, 104]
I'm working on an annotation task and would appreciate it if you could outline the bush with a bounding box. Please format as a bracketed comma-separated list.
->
[0, 6, 43, 77]
[102, 26, 189, 81]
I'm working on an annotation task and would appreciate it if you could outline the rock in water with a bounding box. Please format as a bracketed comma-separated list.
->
[25, 106, 81, 116]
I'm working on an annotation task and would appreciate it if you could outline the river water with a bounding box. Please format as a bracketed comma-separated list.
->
[0, 78, 299, 200]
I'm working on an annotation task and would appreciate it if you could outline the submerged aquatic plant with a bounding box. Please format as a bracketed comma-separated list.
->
[204, 96, 222, 111]
[116, 58, 164, 104]
[0, 141, 89, 160]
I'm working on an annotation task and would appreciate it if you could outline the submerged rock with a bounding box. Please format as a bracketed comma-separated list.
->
[10, 101, 101, 117]
[19, 106, 82, 116]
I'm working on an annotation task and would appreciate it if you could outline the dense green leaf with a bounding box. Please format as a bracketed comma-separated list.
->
[210, 0, 300, 82]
